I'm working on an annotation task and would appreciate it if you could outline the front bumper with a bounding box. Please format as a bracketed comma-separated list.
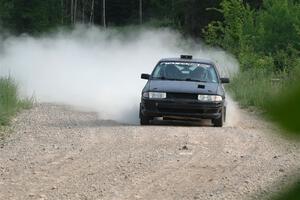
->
[140, 98, 224, 120]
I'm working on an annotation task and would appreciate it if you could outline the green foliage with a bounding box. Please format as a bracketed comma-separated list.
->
[257, 0, 300, 53]
[204, 0, 300, 120]
[203, 21, 224, 47]
[238, 49, 275, 71]
[207, 0, 300, 141]
[203, 0, 256, 55]
[217, 2, 300, 196]
[268, 85, 300, 134]
[0, 0, 226, 36]
[221, 0, 255, 54]
[266, 69, 300, 135]
[0, 0, 62, 34]
[144, 0, 223, 36]
[143, 18, 179, 29]
[272, 183, 300, 200]
[204, 0, 300, 70]
[0, 77, 32, 126]
[227, 68, 283, 109]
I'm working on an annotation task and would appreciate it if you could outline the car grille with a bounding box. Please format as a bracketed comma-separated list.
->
[158, 107, 218, 114]
[167, 93, 198, 100]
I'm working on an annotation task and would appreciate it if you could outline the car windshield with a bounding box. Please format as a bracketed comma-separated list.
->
[151, 61, 219, 83]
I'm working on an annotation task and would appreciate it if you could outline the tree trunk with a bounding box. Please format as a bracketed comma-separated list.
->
[61, 0, 64, 24]
[139, 0, 143, 24]
[74, 0, 77, 24]
[71, 0, 74, 24]
[82, 0, 85, 23]
[90, 0, 94, 24]
[103, 0, 106, 28]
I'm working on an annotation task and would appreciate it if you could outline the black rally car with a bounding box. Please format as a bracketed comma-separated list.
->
[139, 55, 230, 127]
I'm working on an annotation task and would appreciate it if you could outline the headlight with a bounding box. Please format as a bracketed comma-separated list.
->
[143, 92, 166, 99]
[198, 95, 222, 102]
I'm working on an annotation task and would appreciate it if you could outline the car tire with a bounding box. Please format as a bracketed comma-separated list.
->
[139, 105, 152, 125]
[212, 108, 224, 127]
[140, 114, 152, 125]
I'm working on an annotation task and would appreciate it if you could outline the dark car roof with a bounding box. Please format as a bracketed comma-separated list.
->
[159, 58, 216, 65]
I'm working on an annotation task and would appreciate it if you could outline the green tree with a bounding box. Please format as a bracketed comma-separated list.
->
[256, 0, 300, 53]
[0, 0, 61, 34]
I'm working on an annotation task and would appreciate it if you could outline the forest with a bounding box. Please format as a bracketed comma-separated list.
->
[0, 0, 261, 36]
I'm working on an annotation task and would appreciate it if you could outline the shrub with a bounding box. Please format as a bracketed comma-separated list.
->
[204, 0, 300, 109]
[0, 77, 32, 126]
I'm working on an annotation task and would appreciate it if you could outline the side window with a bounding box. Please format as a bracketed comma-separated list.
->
[208, 67, 218, 83]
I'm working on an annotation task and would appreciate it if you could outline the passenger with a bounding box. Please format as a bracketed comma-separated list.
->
[164, 64, 182, 80]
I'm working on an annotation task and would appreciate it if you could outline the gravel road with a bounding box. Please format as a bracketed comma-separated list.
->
[0, 104, 299, 200]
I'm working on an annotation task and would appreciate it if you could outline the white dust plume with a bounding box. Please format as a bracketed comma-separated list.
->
[0, 26, 239, 124]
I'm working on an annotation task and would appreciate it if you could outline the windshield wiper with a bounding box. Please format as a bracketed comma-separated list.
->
[155, 77, 185, 81]
[154, 77, 206, 82]
[167, 78, 186, 81]
[185, 78, 207, 83]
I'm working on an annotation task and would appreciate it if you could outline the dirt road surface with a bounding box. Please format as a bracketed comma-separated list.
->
[0, 104, 299, 200]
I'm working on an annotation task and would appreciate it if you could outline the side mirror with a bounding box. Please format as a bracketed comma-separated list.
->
[141, 73, 150, 80]
[220, 78, 230, 84]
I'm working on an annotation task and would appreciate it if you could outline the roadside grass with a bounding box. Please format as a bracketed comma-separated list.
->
[227, 69, 292, 111]
[0, 126, 11, 142]
[0, 77, 32, 131]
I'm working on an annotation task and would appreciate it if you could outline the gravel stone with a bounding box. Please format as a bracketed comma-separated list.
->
[0, 104, 299, 200]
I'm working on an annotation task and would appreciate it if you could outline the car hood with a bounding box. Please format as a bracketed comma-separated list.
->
[149, 80, 220, 94]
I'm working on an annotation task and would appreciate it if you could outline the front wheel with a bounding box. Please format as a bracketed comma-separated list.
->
[212, 107, 225, 127]
[139, 106, 153, 125]
[140, 114, 152, 125]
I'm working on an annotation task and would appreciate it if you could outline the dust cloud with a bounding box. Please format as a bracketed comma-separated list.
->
[0, 26, 240, 124]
